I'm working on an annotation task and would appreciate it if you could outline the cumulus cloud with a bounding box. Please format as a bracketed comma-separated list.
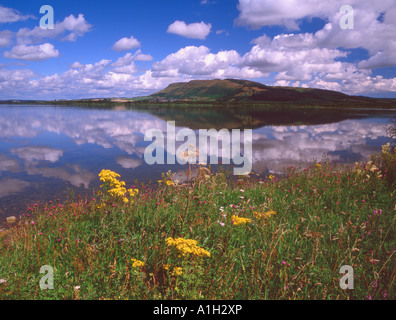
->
[116, 156, 142, 169]
[235, 0, 353, 29]
[4, 43, 59, 61]
[167, 20, 212, 39]
[152, 45, 264, 79]
[0, 30, 13, 48]
[0, 5, 34, 23]
[15, 14, 92, 44]
[112, 36, 141, 52]
[11, 146, 63, 163]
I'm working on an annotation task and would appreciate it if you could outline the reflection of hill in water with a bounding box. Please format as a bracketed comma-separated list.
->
[137, 107, 395, 130]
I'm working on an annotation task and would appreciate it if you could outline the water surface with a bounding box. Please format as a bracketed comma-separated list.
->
[0, 104, 394, 217]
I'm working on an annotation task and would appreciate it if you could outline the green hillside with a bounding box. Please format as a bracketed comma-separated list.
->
[148, 78, 396, 107]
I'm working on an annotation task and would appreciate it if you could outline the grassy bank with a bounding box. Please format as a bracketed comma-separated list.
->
[0, 145, 395, 300]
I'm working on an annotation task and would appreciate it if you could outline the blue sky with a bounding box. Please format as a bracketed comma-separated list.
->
[0, 0, 395, 99]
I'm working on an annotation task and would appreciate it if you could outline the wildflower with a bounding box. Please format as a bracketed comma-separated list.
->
[166, 180, 174, 186]
[166, 237, 210, 258]
[131, 258, 145, 268]
[381, 143, 390, 154]
[74, 286, 80, 290]
[0, 279, 7, 284]
[231, 215, 252, 225]
[269, 175, 275, 180]
[163, 264, 170, 270]
[315, 164, 322, 169]
[253, 211, 276, 220]
[171, 267, 183, 276]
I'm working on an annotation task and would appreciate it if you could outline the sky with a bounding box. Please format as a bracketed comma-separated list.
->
[0, 0, 395, 100]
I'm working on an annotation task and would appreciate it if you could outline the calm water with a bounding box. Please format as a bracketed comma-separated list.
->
[0, 104, 394, 217]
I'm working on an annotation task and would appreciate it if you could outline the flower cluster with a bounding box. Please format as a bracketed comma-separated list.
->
[158, 179, 174, 186]
[98, 169, 138, 203]
[171, 267, 183, 276]
[354, 161, 382, 179]
[382, 143, 391, 155]
[253, 211, 276, 219]
[131, 258, 145, 268]
[166, 237, 211, 258]
[231, 215, 252, 225]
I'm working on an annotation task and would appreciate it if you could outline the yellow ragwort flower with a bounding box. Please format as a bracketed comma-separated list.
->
[253, 211, 276, 220]
[166, 237, 210, 258]
[131, 258, 145, 268]
[171, 267, 183, 276]
[231, 215, 252, 225]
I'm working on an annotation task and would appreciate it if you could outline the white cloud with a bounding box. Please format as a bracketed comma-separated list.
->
[0, 30, 13, 47]
[112, 36, 141, 51]
[11, 146, 63, 163]
[0, 5, 34, 23]
[167, 20, 212, 39]
[15, 14, 92, 44]
[235, 0, 351, 29]
[4, 43, 59, 61]
[152, 45, 265, 79]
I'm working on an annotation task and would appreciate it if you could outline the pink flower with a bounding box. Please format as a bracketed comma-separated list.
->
[282, 261, 287, 265]
[31, 221, 35, 226]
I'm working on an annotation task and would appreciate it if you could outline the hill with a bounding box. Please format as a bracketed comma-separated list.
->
[146, 78, 396, 107]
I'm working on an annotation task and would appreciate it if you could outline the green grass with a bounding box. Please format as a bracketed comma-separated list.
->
[0, 151, 395, 300]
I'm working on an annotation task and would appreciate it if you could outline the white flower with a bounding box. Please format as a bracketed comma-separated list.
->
[0, 278, 7, 284]
[74, 286, 80, 290]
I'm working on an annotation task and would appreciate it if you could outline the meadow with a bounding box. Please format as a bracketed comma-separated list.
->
[0, 144, 395, 300]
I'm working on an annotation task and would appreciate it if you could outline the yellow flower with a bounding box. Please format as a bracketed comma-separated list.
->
[269, 175, 275, 180]
[166, 237, 210, 258]
[131, 258, 145, 268]
[171, 267, 183, 276]
[253, 211, 276, 219]
[315, 163, 322, 169]
[98, 169, 138, 203]
[382, 143, 390, 154]
[166, 180, 174, 186]
[231, 215, 252, 225]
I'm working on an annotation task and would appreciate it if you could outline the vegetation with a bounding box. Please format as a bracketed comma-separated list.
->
[0, 145, 395, 300]
[147, 79, 396, 108]
[2, 79, 396, 108]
